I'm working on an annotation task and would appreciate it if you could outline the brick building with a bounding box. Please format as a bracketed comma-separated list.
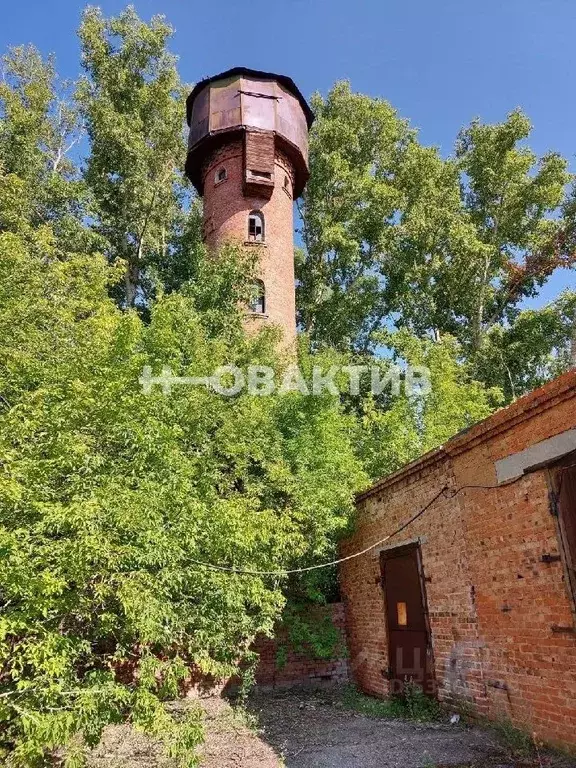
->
[185, 68, 313, 344]
[340, 370, 576, 748]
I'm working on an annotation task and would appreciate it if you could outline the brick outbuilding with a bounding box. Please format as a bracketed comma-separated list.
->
[340, 370, 576, 748]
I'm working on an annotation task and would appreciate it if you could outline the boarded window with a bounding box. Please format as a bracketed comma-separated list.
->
[244, 131, 274, 176]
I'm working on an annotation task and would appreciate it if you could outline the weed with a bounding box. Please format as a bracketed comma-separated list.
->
[403, 680, 442, 722]
[490, 718, 534, 759]
[228, 704, 260, 733]
[341, 684, 402, 718]
[340, 682, 441, 722]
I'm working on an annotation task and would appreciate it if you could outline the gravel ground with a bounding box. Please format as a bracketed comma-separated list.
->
[87, 687, 576, 768]
[198, 694, 280, 768]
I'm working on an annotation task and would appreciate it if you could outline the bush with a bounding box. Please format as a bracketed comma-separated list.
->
[0, 223, 366, 765]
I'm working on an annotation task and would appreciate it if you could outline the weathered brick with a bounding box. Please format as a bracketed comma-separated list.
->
[340, 370, 576, 749]
[201, 137, 299, 345]
[253, 603, 349, 688]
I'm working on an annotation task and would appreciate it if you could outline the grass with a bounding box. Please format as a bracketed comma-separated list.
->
[490, 718, 535, 759]
[227, 704, 261, 733]
[341, 681, 442, 723]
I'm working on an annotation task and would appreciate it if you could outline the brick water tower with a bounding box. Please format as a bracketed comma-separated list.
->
[185, 68, 314, 343]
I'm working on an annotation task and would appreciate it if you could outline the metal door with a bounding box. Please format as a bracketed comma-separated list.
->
[380, 545, 433, 695]
[553, 459, 576, 606]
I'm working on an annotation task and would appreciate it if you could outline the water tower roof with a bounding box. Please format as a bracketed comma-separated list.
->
[186, 67, 314, 128]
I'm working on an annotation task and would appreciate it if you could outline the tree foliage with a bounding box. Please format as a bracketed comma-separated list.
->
[471, 290, 576, 401]
[77, 6, 193, 309]
[0, 45, 91, 255]
[298, 82, 576, 397]
[0, 175, 366, 763]
[351, 332, 502, 480]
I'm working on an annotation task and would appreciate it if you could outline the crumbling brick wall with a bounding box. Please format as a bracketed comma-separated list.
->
[254, 603, 349, 688]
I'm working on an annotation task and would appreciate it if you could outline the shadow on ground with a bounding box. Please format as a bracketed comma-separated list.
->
[87, 686, 576, 768]
[246, 688, 576, 768]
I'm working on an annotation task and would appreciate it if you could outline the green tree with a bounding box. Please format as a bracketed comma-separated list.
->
[354, 331, 502, 480]
[471, 290, 576, 401]
[0, 45, 92, 254]
[297, 80, 416, 351]
[297, 84, 575, 397]
[77, 6, 191, 308]
[454, 110, 574, 352]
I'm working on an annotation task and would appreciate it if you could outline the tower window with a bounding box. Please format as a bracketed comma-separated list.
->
[251, 170, 272, 180]
[248, 211, 264, 242]
[250, 280, 265, 314]
[215, 167, 227, 183]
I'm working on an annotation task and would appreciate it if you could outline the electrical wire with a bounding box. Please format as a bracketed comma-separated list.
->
[189, 460, 576, 578]
[188, 474, 536, 578]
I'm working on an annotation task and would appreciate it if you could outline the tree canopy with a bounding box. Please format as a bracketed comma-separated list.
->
[297, 81, 576, 395]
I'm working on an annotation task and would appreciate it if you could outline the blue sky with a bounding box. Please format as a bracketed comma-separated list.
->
[2, 0, 575, 307]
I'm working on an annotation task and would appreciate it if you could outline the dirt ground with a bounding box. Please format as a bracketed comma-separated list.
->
[247, 688, 576, 768]
[88, 687, 576, 768]
[87, 694, 280, 768]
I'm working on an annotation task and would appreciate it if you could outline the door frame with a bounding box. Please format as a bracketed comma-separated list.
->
[379, 541, 436, 696]
[546, 452, 576, 620]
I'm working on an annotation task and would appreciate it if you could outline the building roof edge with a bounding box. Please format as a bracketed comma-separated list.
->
[356, 368, 576, 503]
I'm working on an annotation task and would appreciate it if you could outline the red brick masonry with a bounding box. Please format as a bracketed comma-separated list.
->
[201, 139, 298, 344]
[254, 603, 349, 688]
[340, 370, 576, 749]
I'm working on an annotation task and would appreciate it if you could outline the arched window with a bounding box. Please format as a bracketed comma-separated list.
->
[215, 167, 227, 183]
[248, 210, 264, 242]
[250, 279, 265, 314]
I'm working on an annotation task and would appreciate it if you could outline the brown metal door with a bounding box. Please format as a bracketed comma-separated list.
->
[381, 545, 433, 695]
[554, 460, 576, 604]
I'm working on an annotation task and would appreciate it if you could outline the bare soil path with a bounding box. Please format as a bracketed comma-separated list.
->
[88, 687, 576, 768]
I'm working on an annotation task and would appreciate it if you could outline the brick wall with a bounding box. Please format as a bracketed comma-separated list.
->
[340, 370, 576, 749]
[254, 603, 350, 689]
[201, 137, 298, 344]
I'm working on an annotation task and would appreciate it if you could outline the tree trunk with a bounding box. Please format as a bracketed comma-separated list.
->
[472, 253, 491, 351]
[570, 306, 576, 368]
[124, 258, 139, 307]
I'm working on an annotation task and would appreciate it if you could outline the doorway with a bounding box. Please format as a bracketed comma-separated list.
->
[550, 455, 576, 609]
[380, 543, 434, 695]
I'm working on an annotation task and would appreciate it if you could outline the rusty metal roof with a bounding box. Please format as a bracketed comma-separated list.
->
[186, 67, 314, 128]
